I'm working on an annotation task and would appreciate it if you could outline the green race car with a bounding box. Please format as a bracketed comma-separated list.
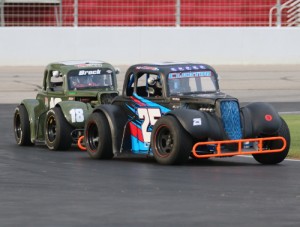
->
[13, 60, 119, 150]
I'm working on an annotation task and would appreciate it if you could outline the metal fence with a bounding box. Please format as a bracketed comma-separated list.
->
[1, 0, 299, 27]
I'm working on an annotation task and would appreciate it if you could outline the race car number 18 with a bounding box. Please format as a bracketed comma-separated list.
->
[137, 108, 161, 143]
[69, 108, 84, 123]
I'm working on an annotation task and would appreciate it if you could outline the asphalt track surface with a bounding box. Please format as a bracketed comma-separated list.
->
[1, 66, 300, 226]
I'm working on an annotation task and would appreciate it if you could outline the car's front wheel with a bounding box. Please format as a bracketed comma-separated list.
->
[252, 117, 290, 164]
[45, 107, 73, 150]
[151, 115, 192, 165]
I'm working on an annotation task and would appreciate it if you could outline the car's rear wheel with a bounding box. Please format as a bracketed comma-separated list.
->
[252, 117, 290, 164]
[151, 116, 192, 165]
[45, 107, 73, 150]
[13, 105, 34, 146]
[84, 112, 113, 159]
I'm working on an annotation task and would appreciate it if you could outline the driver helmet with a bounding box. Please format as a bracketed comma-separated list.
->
[147, 77, 156, 86]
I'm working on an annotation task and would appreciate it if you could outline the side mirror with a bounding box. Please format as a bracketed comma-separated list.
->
[115, 68, 120, 74]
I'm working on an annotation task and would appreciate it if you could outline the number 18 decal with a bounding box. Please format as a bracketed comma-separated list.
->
[69, 108, 84, 123]
[137, 108, 161, 143]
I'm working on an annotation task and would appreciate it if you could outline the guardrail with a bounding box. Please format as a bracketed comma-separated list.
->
[269, 0, 300, 26]
[1, 0, 291, 27]
[0, 0, 62, 26]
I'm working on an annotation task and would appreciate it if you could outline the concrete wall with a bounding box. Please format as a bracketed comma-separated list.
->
[0, 27, 300, 66]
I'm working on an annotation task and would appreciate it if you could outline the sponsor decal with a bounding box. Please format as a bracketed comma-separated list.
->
[106, 69, 112, 73]
[199, 65, 206, 69]
[79, 69, 101, 76]
[192, 66, 199, 70]
[76, 63, 103, 68]
[185, 66, 191, 70]
[136, 66, 159, 71]
[45, 97, 48, 107]
[193, 118, 202, 126]
[265, 114, 273, 121]
[170, 67, 177, 71]
[168, 71, 211, 79]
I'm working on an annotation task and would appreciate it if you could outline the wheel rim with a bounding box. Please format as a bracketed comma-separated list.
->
[155, 125, 174, 157]
[87, 122, 99, 152]
[46, 115, 56, 142]
[14, 112, 21, 140]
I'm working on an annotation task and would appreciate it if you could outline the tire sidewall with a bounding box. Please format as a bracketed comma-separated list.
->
[85, 112, 113, 159]
[13, 105, 32, 145]
[151, 116, 191, 165]
[252, 117, 290, 164]
[45, 108, 58, 150]
[45, 107, 73, 150]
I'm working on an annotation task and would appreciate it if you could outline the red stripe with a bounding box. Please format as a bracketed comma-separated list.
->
[130, 96, 145, 107]
[129, 122, 144, 142]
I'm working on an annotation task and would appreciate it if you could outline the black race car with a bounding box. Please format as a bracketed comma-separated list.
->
[82, 62, 290, 165]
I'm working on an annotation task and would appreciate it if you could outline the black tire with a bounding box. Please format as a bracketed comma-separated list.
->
[13, 105, 34, 146]
[45, 107, 73, 151]
[151, 115, 192, 165]
[84, 112, 113, 159]
[252, 118, 290, 165]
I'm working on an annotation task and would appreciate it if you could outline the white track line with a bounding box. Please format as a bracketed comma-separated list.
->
[279, 111, 300, 114]
[239, 155, 300, 162]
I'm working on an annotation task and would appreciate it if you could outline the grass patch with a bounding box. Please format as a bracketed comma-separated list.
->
[281, 114, 300, 159]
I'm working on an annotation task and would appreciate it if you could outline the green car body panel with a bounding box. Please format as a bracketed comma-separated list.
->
[15, 60, 119, 147]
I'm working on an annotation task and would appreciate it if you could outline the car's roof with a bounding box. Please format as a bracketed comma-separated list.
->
[57, 60, 106, 66]
[134, 61, 205, 66]
[46, 60, 114, 72]
[129, 62, 216, 74]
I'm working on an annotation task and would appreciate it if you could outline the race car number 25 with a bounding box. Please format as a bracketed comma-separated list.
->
[137, 108, 161, 143]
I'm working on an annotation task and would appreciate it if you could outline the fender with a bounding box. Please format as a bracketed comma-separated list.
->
[97, 91, 119, 104]
[56, 101, 93, 128]
[241, 102, 281, 137]
[166, 109, 224, 140]
[93, 104, 129, 155]
[21, 99, 47, 143]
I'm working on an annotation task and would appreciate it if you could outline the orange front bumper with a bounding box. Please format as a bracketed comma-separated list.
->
[192, 136, 287, 159]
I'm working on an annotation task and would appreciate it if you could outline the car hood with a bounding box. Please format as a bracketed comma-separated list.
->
[67, 89, 115, 97]
[170, 92, 236, 105]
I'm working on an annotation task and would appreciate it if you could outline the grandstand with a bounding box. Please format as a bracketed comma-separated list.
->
[1, 0, 299, 27]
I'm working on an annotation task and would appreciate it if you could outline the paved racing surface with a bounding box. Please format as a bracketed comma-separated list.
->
[1, 66, 300, 226]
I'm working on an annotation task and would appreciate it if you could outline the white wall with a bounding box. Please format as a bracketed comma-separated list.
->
[0, 27, 300, 66]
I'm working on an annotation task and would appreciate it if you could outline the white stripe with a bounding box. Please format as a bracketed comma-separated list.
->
[279, 111, 300, 114]
[239, 155, 300, 162]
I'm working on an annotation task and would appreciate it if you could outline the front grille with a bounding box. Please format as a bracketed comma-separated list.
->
[220, 100, 242, 140]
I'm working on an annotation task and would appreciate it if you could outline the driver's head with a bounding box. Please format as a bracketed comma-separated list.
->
[147, 77, 156, 86]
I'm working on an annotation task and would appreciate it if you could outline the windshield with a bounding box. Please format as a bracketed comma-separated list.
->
[68, 68, 113, 90]
[168, 71, 217, 94]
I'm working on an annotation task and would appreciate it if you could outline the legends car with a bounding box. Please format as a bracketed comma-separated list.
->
[13, 60, 119, 150]
[83, 62, 290, 165]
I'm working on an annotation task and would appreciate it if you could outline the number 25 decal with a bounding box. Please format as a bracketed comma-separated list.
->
[69, 108, 84, 123]
[137, 108, 161, 143]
